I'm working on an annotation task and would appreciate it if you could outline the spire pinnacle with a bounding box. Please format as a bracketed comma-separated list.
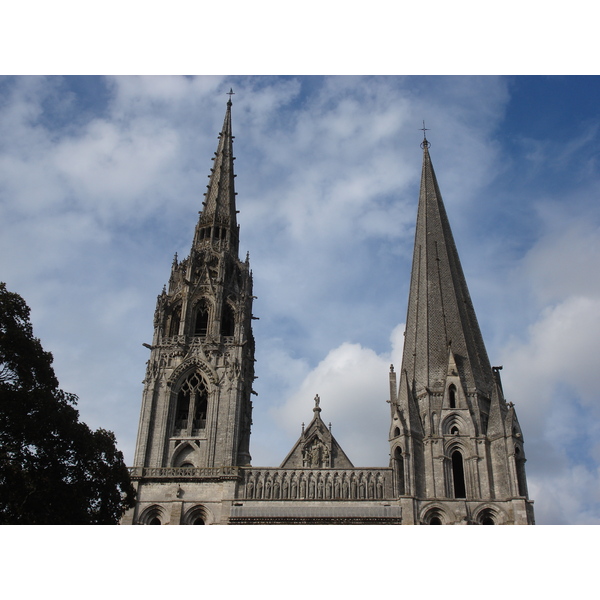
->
[192, 93, 239, 255]
[227, 88, 235, 106]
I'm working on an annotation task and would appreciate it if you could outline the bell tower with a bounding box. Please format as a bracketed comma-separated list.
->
[133, 93, 255, 471]
[389, 137, 534, 524]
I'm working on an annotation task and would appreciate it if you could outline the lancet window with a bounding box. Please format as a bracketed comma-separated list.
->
[515, 446, 528, 497]
[449, 384, 457, 408]
[395, 447, 405, 495]
[221, 303, 235, 337]
[168, 306, 181, 337]
[451, 450, 466, 498]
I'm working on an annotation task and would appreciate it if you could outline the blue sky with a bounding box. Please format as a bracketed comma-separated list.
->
[1, 75, 600, 525]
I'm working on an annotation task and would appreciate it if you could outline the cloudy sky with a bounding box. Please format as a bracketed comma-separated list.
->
[1, 75, 599, 525]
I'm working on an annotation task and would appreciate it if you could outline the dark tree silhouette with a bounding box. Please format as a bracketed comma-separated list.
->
[0, 282, 135, 524]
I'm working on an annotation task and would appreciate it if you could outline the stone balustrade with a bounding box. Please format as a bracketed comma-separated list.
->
[240, 467, 394, 501]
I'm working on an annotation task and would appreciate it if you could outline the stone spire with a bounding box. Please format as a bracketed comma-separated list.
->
[193, 90, 239, 255]
[401, 139, 493, 397]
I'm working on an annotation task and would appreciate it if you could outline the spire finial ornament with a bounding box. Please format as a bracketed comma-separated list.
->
[420, 120, 430, 149]
[227, 88, 235, 105]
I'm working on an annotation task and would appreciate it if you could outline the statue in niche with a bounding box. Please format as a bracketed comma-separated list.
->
[310, 443, 321, 467]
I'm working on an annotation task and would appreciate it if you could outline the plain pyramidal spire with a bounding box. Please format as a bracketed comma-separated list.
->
[401, 135, 493, 395]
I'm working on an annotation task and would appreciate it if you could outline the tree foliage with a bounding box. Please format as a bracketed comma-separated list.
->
[0, 282, 135, 524]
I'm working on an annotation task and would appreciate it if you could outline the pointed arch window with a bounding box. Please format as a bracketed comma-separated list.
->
[449, 385, 457, 409]
[515, 446, 528, 497]
[395, 447, 406, 495]
[451, 450, 466, 498]
[173, 372, 208, 436]
[169, 306, 181, 337]
[221, 303, 235, 337]
[194, 300, 210, 337]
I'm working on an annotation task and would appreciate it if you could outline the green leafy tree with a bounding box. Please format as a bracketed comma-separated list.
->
[0, 282, 135, 524]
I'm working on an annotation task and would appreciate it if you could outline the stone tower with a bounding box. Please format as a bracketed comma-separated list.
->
[388, 137, 534, 524]
[132, 94, 255, 475]
[124, 102, 533, 524]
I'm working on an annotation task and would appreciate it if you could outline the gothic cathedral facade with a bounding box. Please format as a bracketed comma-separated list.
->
[122, 98, 534, 525]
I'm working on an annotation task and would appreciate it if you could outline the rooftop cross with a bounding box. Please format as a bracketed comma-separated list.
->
[227, 88, 235, 104]
[420, 120, 430, 148]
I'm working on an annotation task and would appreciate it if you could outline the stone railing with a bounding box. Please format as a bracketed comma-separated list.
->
[160, 334, 236, 347]
[128, 466, 240, 480]
[239, 467, 394, 501]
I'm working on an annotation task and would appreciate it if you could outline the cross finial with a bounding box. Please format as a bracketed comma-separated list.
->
[420, 120, 430, 149]
[227, 88, 235, 104]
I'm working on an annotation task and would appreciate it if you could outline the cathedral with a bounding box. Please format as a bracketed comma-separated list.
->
[121, 96, 535, 525]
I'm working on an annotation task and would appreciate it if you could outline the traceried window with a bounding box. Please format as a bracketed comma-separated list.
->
[194, 300, 210, 336]
[173, 372, 208, 436]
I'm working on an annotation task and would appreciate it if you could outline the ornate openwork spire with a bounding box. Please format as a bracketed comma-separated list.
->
[194, 91, 239, 254]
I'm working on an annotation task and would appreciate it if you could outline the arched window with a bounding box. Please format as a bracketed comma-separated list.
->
[184, 505, 209, 525]
[423, 509, 445, 524]
[450, 426, 459, 435]
[139, 505, 164, 525]
[477, 508, 496, 525]
[395, 447, 405, 495]
[175, 389, 190, 432]
[451, 450, 466, 498]
[169, 306, 181, 337]
[515, 446, 528, 497]
[194, 300, 209, 336]
[393, 427, 400, 437]
[221, 303, 235, 337]
[174, 372, 208, 435]
[449, 385, 457, 409]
